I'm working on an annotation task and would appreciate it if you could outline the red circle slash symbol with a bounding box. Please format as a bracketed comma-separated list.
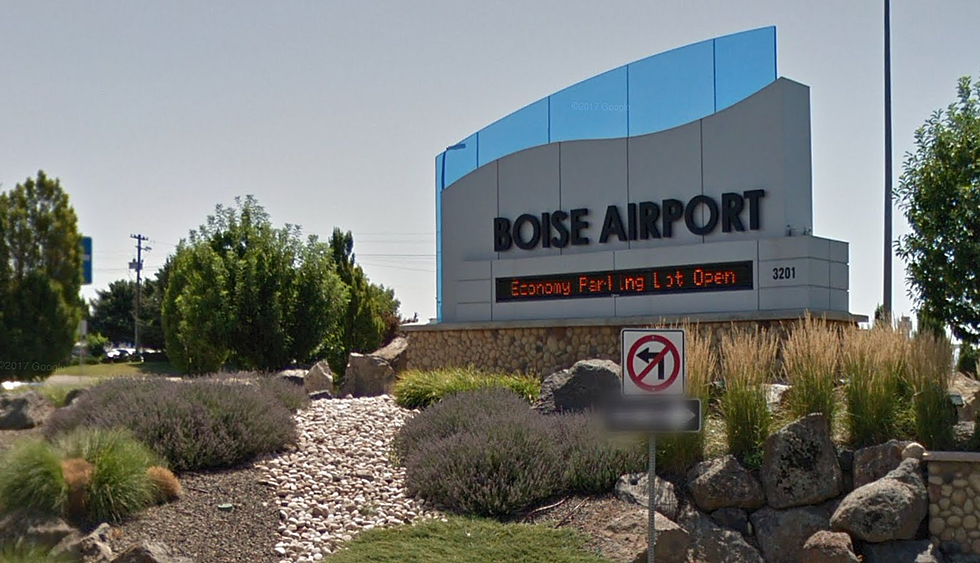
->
[627, 335, 680, 392]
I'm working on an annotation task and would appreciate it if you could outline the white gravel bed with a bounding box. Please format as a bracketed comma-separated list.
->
[256, 395, 440, 562]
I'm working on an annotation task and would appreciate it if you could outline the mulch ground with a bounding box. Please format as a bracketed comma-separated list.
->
[526, 494, 648, 563]
[107, 465, 280, 563]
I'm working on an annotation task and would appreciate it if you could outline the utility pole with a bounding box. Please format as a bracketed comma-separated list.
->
[883, 0, 893, 321]
[130, 234, 151, 359]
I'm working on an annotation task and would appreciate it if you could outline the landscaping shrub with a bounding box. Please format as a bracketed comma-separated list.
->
[0, 428, 161, 525]
[719, 328, 777, 466]
[247, 373, 311, 412]
[909, 335, 956, 449]
[551, 413, 645, 494]
[393, 388, 534, 460]
[54, 428, 161, 524]
[843, 327, 911, 447]
[783, 316, 839, 422]
[0, 439, 66, 516]
[327, 516, 613, 563]
[396, 388, 644, 518]
[0, 543, 70, 563]
[658, 324, 716, 475]
[45, 377, 297, 471]
[393, 367, 541, 409]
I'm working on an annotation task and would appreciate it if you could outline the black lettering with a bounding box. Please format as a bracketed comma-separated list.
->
[551, 210, 570, 248]
[639, 202, 661, 239]
[743, 189, 765, 230]
[541, 212, 551, 248]
[599, 205, 627, 243]
[627, 203, 637, 240]
[570, 208, 590, 246]
[493, 217, 512, 251]
[721, 192, 745, 232]
[684, 195, 719, 236]
[661, 199, 684, 238]
[513, 214, 541, 250]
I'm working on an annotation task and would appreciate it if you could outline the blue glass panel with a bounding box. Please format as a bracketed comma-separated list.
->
[441, 133, 479, 189]
[549, 66, 628, 142]
[478, 98, 550, 166]
[714, 26, 777, 111]
[628, 39, 714, 135]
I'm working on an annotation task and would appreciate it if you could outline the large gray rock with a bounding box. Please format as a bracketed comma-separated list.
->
[373, 336, 409, 373]
[0, 511, 75, 548]
[802, 530, 860, 563]
[615, 473, 678, 520]
[951, 372, 980, 422]
[0, 391, 53, 429]
[303, 360, 334, 395]
[629, 512, 690, 563]
[111, 542, 193, 563]
[687, 454, 765, 511]
[831, 458, 928, 543]
[862, 539, 944, 563]
[853, 440, 910, 488]
[761, 413, 843, 508]
[341, 353, 396, 397]
[52, 522, 114, 562]
[533, 359, 621, 414]
[751, 502, 837, 563]
[678, 506, 766, 563]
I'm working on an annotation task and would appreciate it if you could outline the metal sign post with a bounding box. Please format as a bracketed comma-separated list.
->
[608, 328, 699, 563]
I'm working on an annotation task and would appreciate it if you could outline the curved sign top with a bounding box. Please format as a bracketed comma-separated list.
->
[436, 26, 777, 192]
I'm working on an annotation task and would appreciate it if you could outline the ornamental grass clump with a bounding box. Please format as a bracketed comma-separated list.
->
[783, 316, 840, 423]
[908, 334, 956, 450]
[843, 326, 910, 447]
[45, 377, 297, 471]
[0, 428, 165, 525]
[719, 327, 778, 467]
[393, 367, 541, 409]
[657, 324, 716, 475]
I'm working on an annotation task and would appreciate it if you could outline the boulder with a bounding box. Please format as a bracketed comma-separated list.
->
[341, 353, 396, 397]
[677, 506, 766, 563]
[853, 440, 910, 488]
[276, 369, 306, 387]
[63, 387, 88, 407]
[0, 511, 75, 547]
[761, 413, 843, 508]
[862, 539, 944, 563]
[687, 454, 765, 511]
[372, 336, 409, 373]
[533, 359, 621, 415]
[111, 542, 193, 563]
[615, 473, 679, 520]
[0, 391, 53, 429]
[902, 442, 926, 460]
[710, 508, 751, 535]
[303, 360, 334, 395]
[52, 522, 114, 562]
[628, 512, 690, 563]
[831, 458, 928, 543]
[765, 383, 792, 411]
[751, 503, 835, 563]
[951, 372, 980, 422]
[801, 530, 860, 563]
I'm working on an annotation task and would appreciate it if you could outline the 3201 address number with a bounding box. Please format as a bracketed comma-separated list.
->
[772, 267, 796, 280]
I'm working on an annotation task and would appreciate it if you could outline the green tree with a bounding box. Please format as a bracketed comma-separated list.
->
[89, 271, 168, 351]
[326, 228, 401, 375]
[162, 196, 348, 373]
[0, 171, 85, 380]
[897, 75, 980, 344]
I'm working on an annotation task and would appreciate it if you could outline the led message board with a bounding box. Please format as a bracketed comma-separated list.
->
[495, 261, 753, 303]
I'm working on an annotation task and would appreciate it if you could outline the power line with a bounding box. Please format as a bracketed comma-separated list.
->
[130, 234, 150, 357]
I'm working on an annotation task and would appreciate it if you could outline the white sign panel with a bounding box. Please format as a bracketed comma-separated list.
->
[621, 328, 685, 396]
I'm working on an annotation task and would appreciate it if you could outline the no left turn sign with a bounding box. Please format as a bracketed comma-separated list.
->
[621, 328, 685, 396]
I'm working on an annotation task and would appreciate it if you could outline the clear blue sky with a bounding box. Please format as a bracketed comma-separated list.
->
[2, 1, 977, 323]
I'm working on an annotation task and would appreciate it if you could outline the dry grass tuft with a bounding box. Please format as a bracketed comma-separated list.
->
[842, 326, 912, 447]
[782, 315, 840, 424]
[146, 466, 183, 502]
[719, 327, 778, 466]
[61, 458, 94, 518]
[908, 334, 955, 449]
